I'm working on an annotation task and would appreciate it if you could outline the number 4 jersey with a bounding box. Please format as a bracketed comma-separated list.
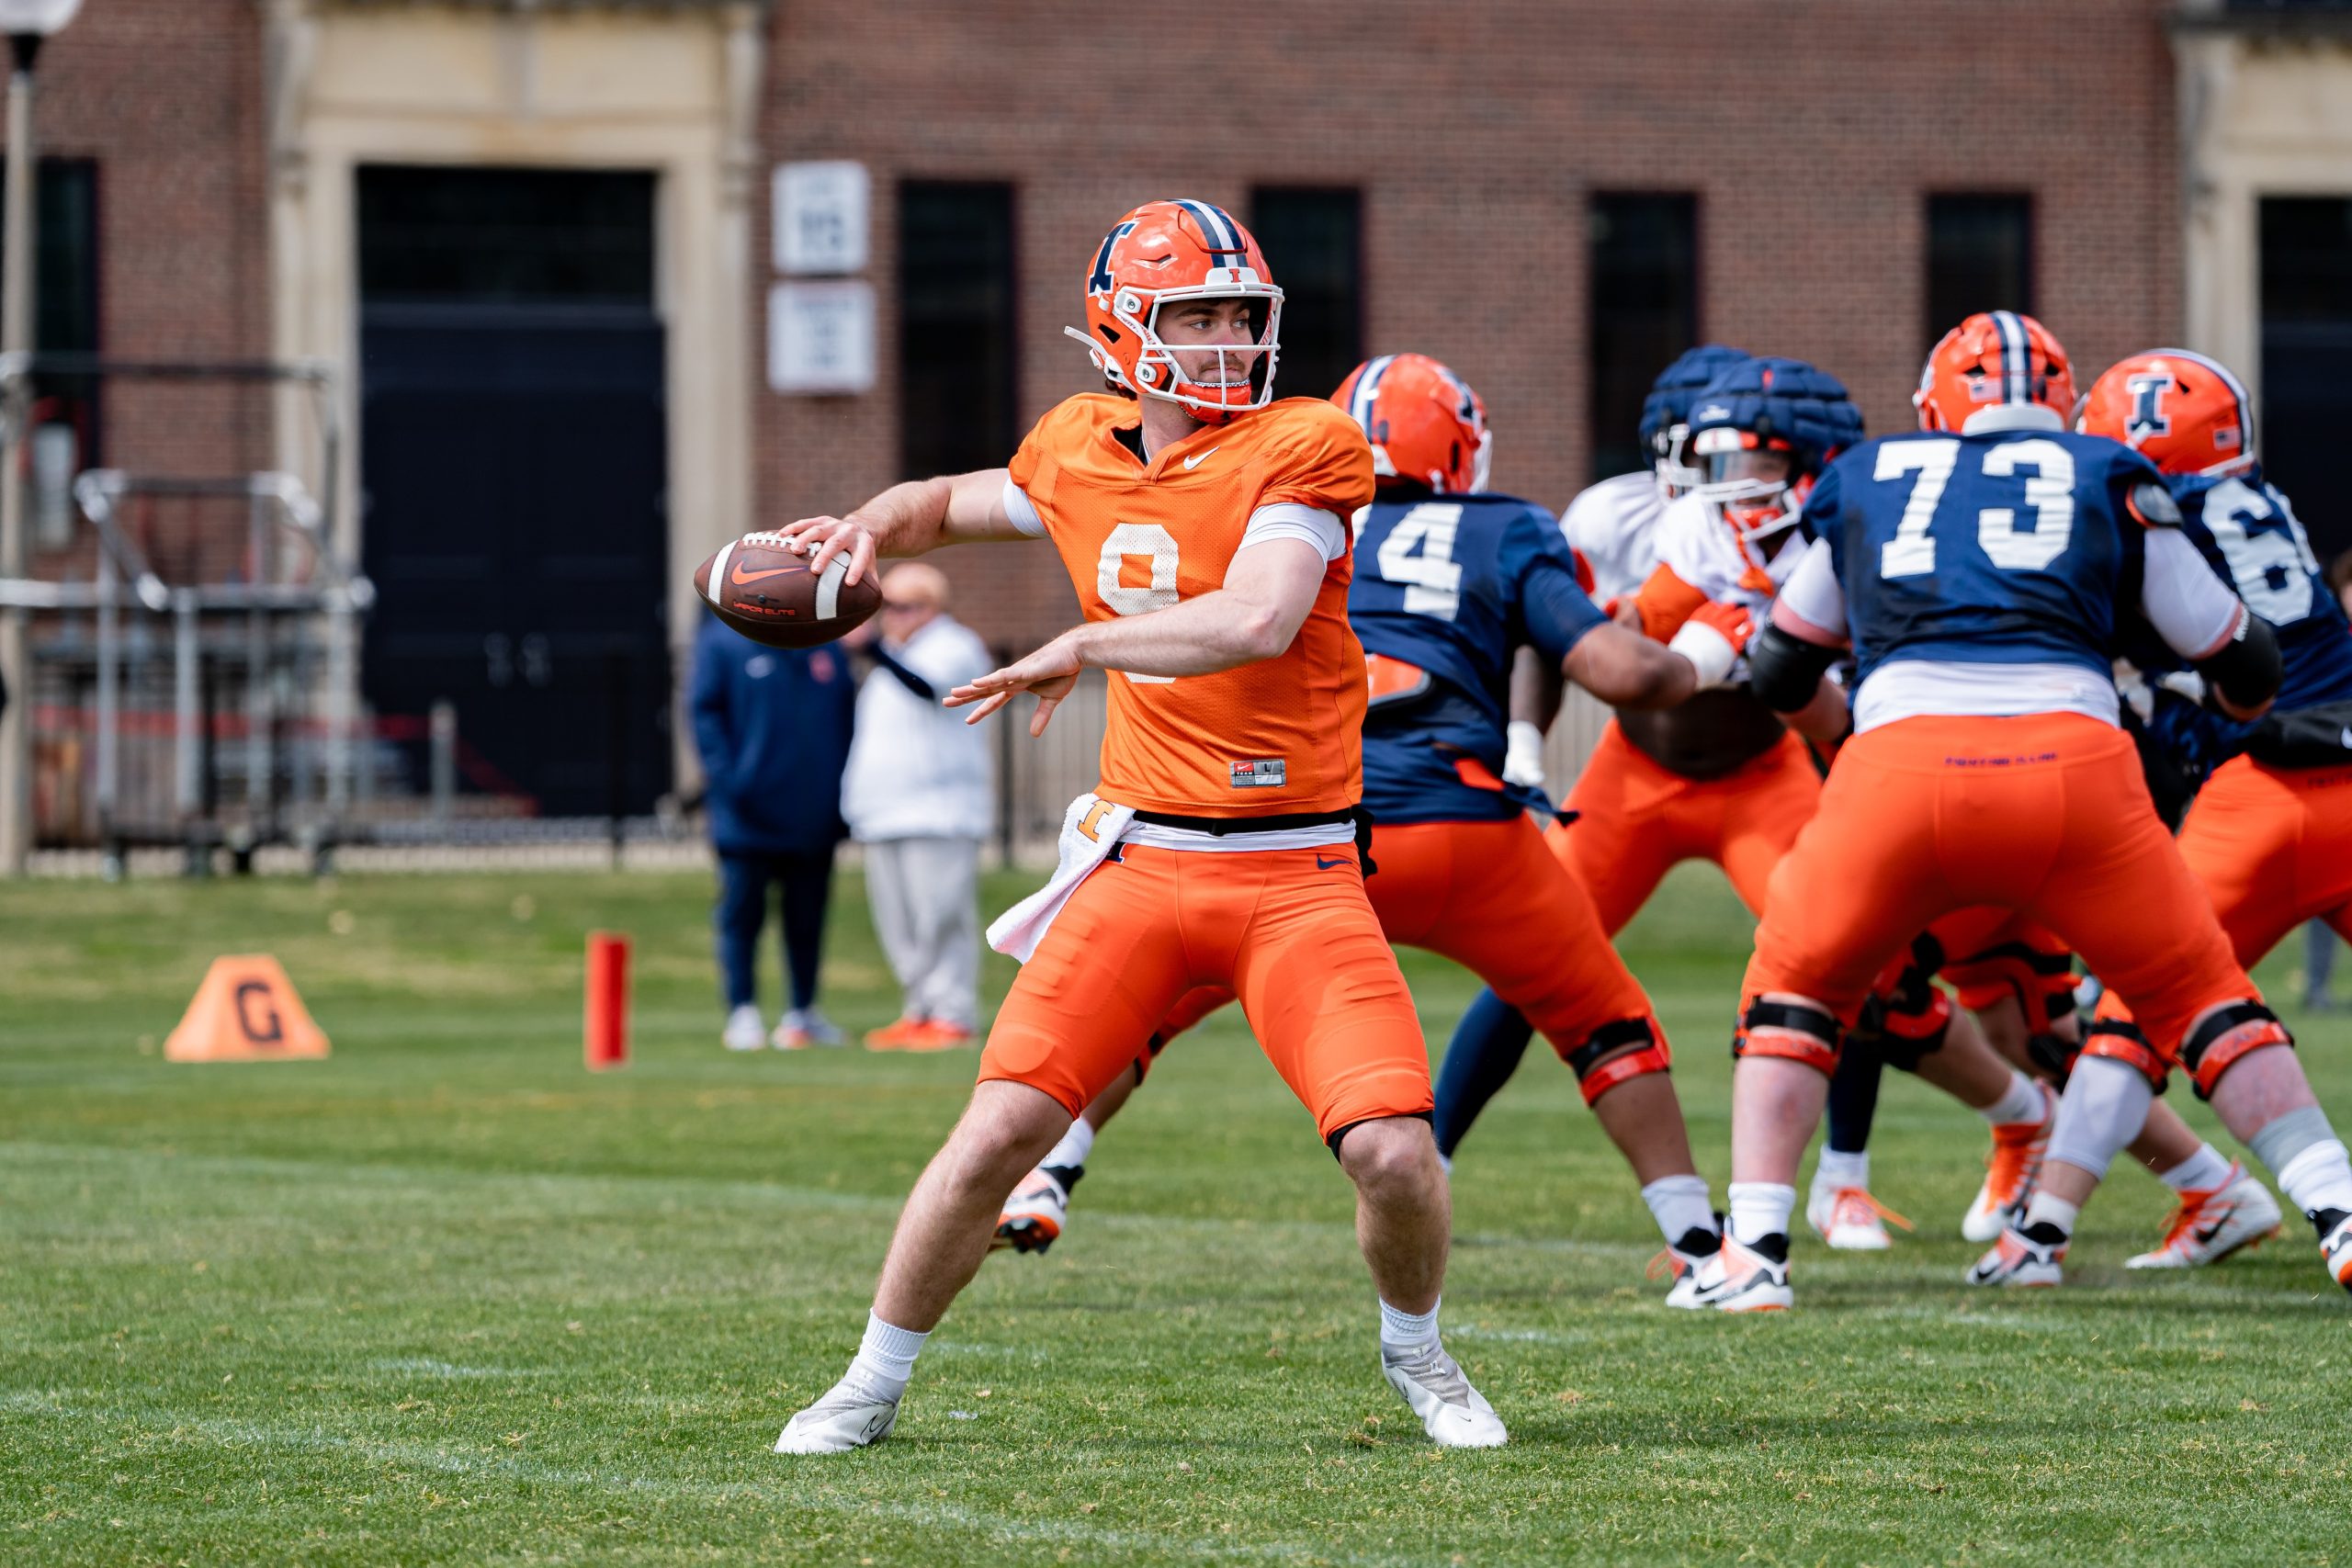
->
[1003, 393, 1376, 817]
[1783, 423, 2249, 732]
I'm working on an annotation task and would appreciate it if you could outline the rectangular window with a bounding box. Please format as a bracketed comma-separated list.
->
[2259, 196, 2352, 560]
[357, 166, 656, 305]
[1249, 187, 1362, 405]
[6, 158, 102, 539]
[1588, 193, 1698, 483]
[899, 180, 1015, 477]
[1924, 194, 2033, 350]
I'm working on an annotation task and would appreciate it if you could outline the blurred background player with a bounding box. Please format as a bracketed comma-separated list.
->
[840, 562, 995, 1051]
[1431, 355, 1854, 1158]
[689, 610, 856, 1051]
[996, 352, 1758, 1303]
[1989, 347, 2352, 1289]
[2307, 547, 2352, 1011]
[773, 199, 1508, 1452]
[1709, 310, 2335, 1311]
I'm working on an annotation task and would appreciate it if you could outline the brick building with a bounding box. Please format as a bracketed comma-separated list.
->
[6, 0, 2351, 832]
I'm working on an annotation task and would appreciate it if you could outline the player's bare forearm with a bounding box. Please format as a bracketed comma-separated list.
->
[1562, 624, 1699, 709]
[770, 468, 1021, 585]
[1510, 646, 1566, 731]
[1781, 678, 1850, 741]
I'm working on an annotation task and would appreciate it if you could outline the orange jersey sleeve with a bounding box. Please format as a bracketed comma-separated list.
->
[1009, 395, 1375, 817]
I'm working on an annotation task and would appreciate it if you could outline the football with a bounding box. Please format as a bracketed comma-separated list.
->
[694, 531, 882, 649]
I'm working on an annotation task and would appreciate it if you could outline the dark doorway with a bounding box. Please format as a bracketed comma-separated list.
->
[357, 165, 670, 818]
[2259, 197, 2352, 562]
[1589, 193, 1699, 483]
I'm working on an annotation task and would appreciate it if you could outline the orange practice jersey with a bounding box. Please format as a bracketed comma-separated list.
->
[1007, 394, 1375, 817]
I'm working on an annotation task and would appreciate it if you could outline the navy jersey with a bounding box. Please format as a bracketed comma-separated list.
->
[1811, 429, 2165, 687]
[2120, 467, 2352, 780]
[1349, 491, 1607, 825]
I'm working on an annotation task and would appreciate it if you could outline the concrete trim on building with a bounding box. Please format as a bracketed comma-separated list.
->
[261, 0, 762, 787]
[2175, 17, 2352, 389]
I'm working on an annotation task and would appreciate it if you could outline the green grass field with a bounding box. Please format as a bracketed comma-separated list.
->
[4, 863, 2347, 1567]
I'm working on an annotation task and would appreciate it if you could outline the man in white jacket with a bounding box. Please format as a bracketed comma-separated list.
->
[842, 564, 996, 1050]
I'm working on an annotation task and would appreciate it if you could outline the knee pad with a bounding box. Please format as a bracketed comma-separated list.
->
[1733, 998, 1840, 1076]
[2026, 1031, 2081, 1088]
[2179, 1000, 2293, 1101]
[1565, 1016, 1671, 1107]
[1876, 987, 1953, 1073]
[2080, 1016, 2170, 1092]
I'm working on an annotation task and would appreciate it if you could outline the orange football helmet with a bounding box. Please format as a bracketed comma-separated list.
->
[2077, 348, 2256, 478]
[1915, 310, 2077, 434]
[1331, 354, 1492, 494]
[1066, 198, 1283, 424]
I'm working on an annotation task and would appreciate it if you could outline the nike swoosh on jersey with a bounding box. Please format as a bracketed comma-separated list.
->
[1315, 855, 1350, 870]
[1181, 447, 1220, 471]
[732, 561, 803, 586]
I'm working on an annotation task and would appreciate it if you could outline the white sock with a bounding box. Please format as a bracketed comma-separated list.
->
[1378, 1297, 1440, 1353]
[1640, 1175, 1715, 1246]
[1726, 1181, 1796, 1247]
[1041, 1118, 1095, 1172]
[1813, 1148, 1869, 1194]
[2277, 1140, 2352, 1219]
[1981, 1070, 2045, 1127]
[2022, 1192, 2079, 1236]
[843, 1311, 928, 1402]
[2158, 1143, 2234, 1193]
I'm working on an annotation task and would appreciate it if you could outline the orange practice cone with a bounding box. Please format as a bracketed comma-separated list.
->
[164, 955, 330, 1063]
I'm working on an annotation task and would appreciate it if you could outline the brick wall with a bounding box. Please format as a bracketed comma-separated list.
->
[14, 0, 270, 582]
[759, 0, 2181, 649]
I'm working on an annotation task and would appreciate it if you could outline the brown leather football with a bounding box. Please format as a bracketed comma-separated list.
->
[694, 531, 882, 649]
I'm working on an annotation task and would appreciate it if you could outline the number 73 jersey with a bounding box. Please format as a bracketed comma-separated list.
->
[1809, 426, 2173, 691]
[1005, 392, 1376, 817]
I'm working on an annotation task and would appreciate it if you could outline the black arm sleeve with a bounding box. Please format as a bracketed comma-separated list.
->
[1746, 622, 1839, 715]
[2192, 609, 2282, 717]
[866, 644, 938, 702]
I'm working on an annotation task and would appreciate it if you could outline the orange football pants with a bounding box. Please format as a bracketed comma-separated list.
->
[1553, 719, 1821, 934]
[1745, 714, 2261, 1067]
[2090, 755, 2352, 1048]
[978, 842, 1432, 1144]
[1127, 816, 1662, 1070]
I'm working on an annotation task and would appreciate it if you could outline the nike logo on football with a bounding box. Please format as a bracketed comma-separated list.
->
[731, 561, 802, 586]
[1315, 855, 1351, 870]
[1181, 447, 1220, 471]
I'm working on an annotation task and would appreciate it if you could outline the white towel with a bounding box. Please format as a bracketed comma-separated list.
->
[986, 793, 1136, 962]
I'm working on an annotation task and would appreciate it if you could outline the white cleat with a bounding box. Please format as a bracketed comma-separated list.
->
[723, 1004, 767, 1053]
[1965, 1222, 2067, 1287]
[1692, 1232, 1794, 1313]
[1650, 1224, 1724, 1309]
[1380, 1342, 1508, 1449]
[775, 1378, 900, 1454]
[1806, 1186, 1911, 1251]
[2125, 1163, 2282, 1269]
[774, 1007, 846, 1051]
[1962, 1086, 2053, 1242]
[992, 1167, 1071, 1254]
[2317, 1207, 2352, 1295]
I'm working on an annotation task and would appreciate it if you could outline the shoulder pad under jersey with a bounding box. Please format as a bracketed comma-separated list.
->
[2129, 480, 2182, 528]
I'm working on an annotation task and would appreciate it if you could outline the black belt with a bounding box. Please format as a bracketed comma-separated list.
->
[1129, 807, 1358, 835]
[1128, 805, 1378, 878]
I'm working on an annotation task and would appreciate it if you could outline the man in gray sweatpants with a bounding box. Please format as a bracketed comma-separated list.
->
[841, 564, 995, 1050]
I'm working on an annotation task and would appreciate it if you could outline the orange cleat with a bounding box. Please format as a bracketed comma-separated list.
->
[1963, 1084, 2053, 1243]
[899, 1020, 977, 1053]
[863, 1017, 929, 1051]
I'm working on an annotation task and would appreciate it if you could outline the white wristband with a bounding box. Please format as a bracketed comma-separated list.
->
[1668, 619, 1739, 691]
[1502, 720, 1546, 788]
